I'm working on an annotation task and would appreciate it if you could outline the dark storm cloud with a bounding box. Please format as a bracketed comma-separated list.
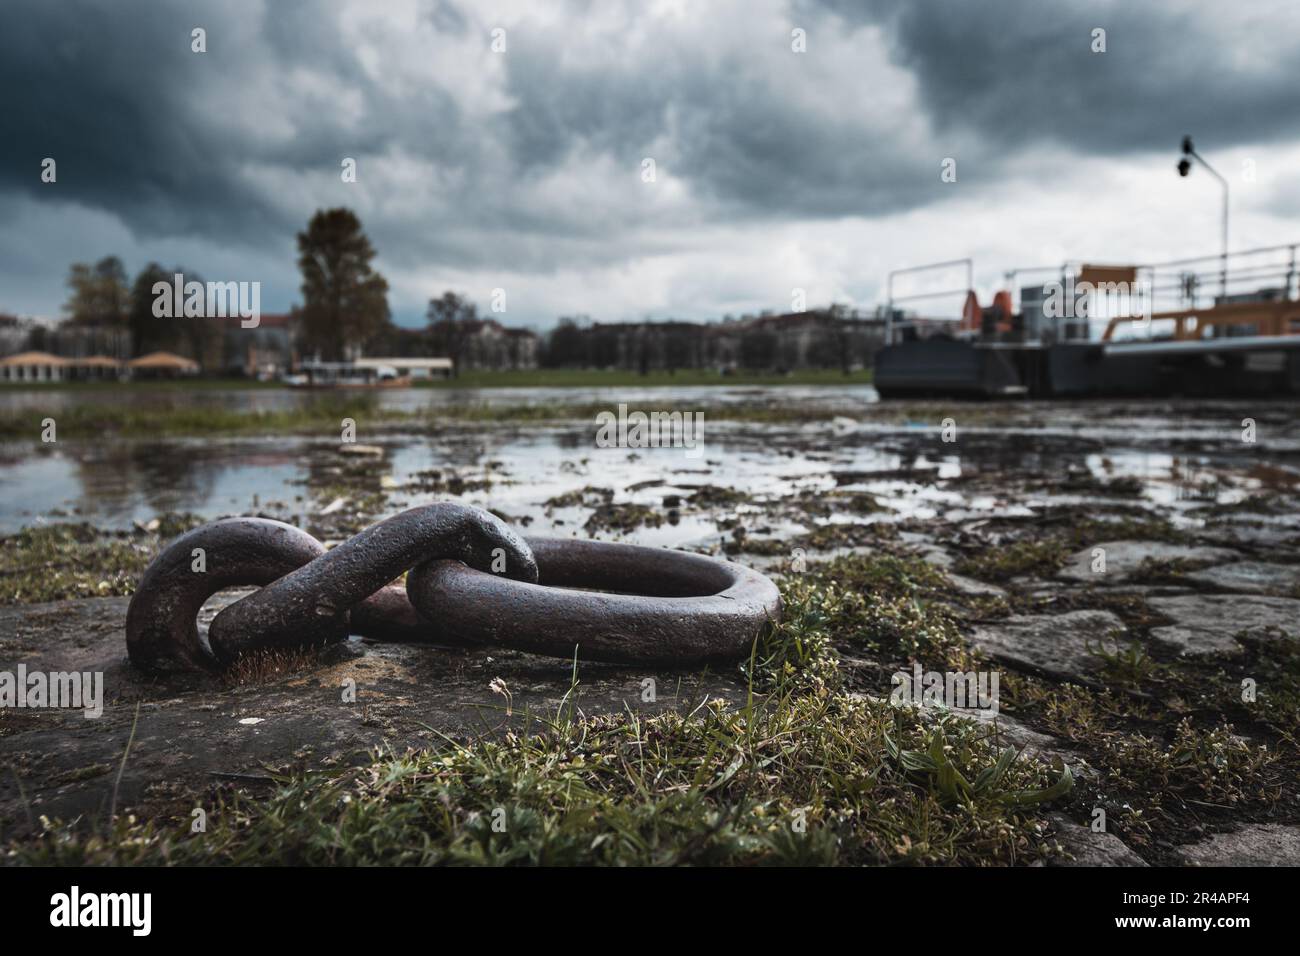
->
[5, 0, 1294, 246]
[2, 2, 277, 239]
[0, 0, 474, 244]
[1, 0, 1297, 322]
[0, 0, 1011, 254]
[496, 13, 968, 221]
[816, 0, 1300, 154]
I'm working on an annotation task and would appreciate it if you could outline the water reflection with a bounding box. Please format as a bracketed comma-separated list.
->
[2, 392, 1297, 545]
[1, 422, 1294, 546]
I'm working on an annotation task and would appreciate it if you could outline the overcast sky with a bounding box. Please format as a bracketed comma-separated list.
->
[3, 0, 1300, 330]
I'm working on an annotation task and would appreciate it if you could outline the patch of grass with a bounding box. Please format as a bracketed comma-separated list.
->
[1061, 512, 1189, 548]
[0, 395, 849, 440]
[7, 693, 1069, 867]
[0, 396, 405, 440]
[1086, 638, 1159, 689]
[1098, 720, 1282, 809]
[1124, 556, 1201, 585]
[583, 502, 664, 535]
[1232, 630, 1300, 746]
[802, 521, 899, 550]
[0, 524, 152, 604]
[543, 486, 613, 509]
[411, 368, 875, 389]
[997, 668, 1296, 854]
[742, 572, 841, 695]
[837, 492, 887, 515]
[404, 468, 497, 496]
[686, 485, 751, 509]
[886, 716, 1073, 808]
[1199, 493, 1295, 518]
[796, 553, 967, 665]
[725, 535, 791, 557]
[947, 508, 1192, 586]
[954, 540, 1070, 583]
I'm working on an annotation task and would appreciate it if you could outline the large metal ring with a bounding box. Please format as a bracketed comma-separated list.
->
[407, 537, 782, 666]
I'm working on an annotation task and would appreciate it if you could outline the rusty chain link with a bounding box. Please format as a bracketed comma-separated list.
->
[126, 503, 782, 672]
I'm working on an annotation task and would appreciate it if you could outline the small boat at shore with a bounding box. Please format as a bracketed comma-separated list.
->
[283, 361, 410, 389]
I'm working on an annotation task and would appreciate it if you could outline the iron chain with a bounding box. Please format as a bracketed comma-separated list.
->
[126, 502, 782, 672]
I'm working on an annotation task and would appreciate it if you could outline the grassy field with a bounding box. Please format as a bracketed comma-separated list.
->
[0, 397, 849, 439]
[414, 368, 872, 388]
[0, 368, 871, 391]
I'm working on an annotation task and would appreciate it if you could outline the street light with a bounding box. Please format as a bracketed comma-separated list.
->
[1178, 136, 1229, 298]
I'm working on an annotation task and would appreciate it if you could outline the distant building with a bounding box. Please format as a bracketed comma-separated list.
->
[0, 351, 70, 382]
[127, 351, 200, 378]
[504, 327, 539, 369]
[714, 309, 884, 371]
[550, 308, 884, 372]
[213, 312, 298, 379]
[458, 319, 540, 371]
[0, 351, 127, 382]
[42, 324, 132, 361]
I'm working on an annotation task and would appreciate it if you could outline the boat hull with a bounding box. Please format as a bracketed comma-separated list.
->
[874, 338, 1300, 398]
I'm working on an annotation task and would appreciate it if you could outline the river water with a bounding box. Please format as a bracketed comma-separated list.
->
[2, 386, 1298, 547]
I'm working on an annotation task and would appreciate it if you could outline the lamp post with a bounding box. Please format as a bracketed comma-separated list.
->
[1177, 136, 1229, 299]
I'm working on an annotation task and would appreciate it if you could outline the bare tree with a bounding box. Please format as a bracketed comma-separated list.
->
[426, 291, 478, 377]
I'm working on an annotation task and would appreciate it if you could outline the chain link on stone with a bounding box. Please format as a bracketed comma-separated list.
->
[126, 503, 781, 673]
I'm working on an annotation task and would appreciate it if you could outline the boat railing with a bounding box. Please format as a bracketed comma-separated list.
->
[884, 258, 974, 345]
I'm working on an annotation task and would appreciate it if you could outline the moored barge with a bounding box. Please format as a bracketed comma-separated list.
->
[875, 245, 1300, 398]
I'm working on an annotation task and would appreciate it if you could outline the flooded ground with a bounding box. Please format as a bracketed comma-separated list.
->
[3, 390, 1298, 548]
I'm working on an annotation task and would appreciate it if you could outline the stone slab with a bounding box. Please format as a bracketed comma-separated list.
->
[970, 610, 1126, 681]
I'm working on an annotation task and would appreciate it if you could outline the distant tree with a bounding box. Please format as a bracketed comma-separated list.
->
[663, 325, 695, 372]
[826, 303, 855, 374]
[296, 209, 391, 361]
[740, 328, 778, 370]
[544, 316, 585, 367]
[63, 256, 130, 326]
[128, 262, 176, 356]
[178, 269, 217, 365]
[426, 291, 478, 377]
[589, 325, 619, 368]
[363, 323, 428, 358]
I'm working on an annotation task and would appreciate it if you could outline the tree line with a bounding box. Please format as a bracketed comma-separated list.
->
[52, 208, 514, 374]
[47, 207, 873, 373]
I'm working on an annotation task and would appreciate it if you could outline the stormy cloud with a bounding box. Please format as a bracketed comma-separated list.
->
[2, 0, 1297, 326]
